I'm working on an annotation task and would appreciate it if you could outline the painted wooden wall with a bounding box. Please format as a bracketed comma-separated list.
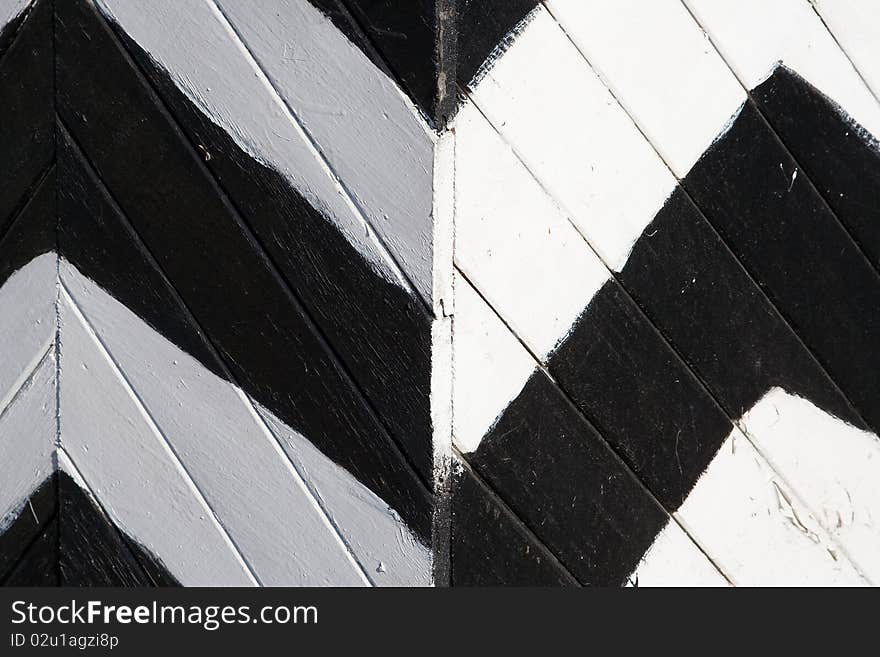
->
[1, 0, 879, 587]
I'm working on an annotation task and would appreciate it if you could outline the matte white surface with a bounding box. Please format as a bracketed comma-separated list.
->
[545, 0, 747, 177]
[59, 289, 258, 587]
[211, 0, 437, 304]
[452, 273, 536, 454]
[454, 102, 609, 359]
[684, 0, 880, 139]
[628, 520, 728, 587]
[0, 253, 55, 414]
[0, 352, 55, 534]
[468, 6, 677, 272]
[742, 388, 880, 582]
[810, 0, 880, 104]
[676, 427, 869, 586]
[95, 0, 418, 297]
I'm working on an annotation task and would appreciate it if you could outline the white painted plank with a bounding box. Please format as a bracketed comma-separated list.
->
[742, 388, 880, 582]
[628, 521, 729, 587]
[0, 351, 54, 533]
[60, 263, 373, 586]
[257, 407, 432, 587]
[0, 253, 56, 411]
[454, 102, 609, 359]
[0, 0, 29, 30]
[467, 5, 676, 272]
[545, 0, 746, 177]
[684, 0, 880, 138]
[811, 0, 880, 101]
[61, 260, 431, 586]
[58, 290, 257, 587]
[211, 0, 437, 304]
[452, 272, 536, 454]
[94, 0, 414, 295]
[676, 427, 869, 586]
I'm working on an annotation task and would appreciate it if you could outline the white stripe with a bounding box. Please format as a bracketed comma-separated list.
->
[742, 388, 880, 582]
[211, 0, 437, 305]
[811, 0, 880, 104]
[676, 426, 869, 586]
[544, 0, 747, 177]
[683, 0, 880, 138]
[94, 0, 419, 298]
[454, 102, 609, 359]
[59, 285, 257, 586]
[60, 258, 430, 586]
[0, 351, 54, 533]
[0, 252, 55, 411]
[452, 272, 536, 454]
[628, 521, 729, 587]
[467, 6, 677, 272]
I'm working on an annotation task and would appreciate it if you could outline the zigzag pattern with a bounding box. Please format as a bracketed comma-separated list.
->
[1, 0, 879, 587]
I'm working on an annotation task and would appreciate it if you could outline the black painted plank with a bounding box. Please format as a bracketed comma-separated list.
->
[451, 461, 578, 587]
[549, 282, 734, 511]
[0, 0, 52, 227]
[0, 165, 55, 289]
[466, 371, 670, 586]
[58, 472, 170, 587]
[55, 0, 432, 543]
[684, 100, 880, 435]
[753, 67, 880, 272]
[0, 475, 57, 581]
[116, 29, 434, 484]
[58, 125, 226, 380]
[619, 186, 864, 430]
[2, 516, 58, 587]
[457, 0, 540, 86]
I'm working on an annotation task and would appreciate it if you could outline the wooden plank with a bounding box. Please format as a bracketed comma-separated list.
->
[58, 469, 158, 587]
[684, 0, 880, 270]
[58, 291, 258, 586]
[0, 351, 55, 571]
[205, 0, 436, 306]
[0, 474, 55, 582]
[0, 0, 52, 227]
[59, 126, 429, 586]
[811, 0, 880, 97]
[56, 0, 433, 543]
[105, 14, 434, 482]
[2, 516, 58, 587]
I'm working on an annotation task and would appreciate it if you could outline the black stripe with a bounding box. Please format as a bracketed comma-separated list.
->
[2, 515, 59, 586]
[451, 458, 579, 587]
[457, 0, 540, 87]
[0, 0, 30, 59]
[684, 99, 880, 434]
[55, 0, 432, 543]
[464, 371, 671, 586]
[753, 66, 880, 272]
[114, 25, 435, 485]
[0, 475, 57, 581]
[0, 164, 55, 289]
[0, 0, 52, 226]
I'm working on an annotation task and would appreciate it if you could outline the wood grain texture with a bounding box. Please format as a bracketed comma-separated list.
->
[56, 0, 432, 544]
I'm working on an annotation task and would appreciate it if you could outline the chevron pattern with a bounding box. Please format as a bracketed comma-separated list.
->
[1, 0, 879, 587]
